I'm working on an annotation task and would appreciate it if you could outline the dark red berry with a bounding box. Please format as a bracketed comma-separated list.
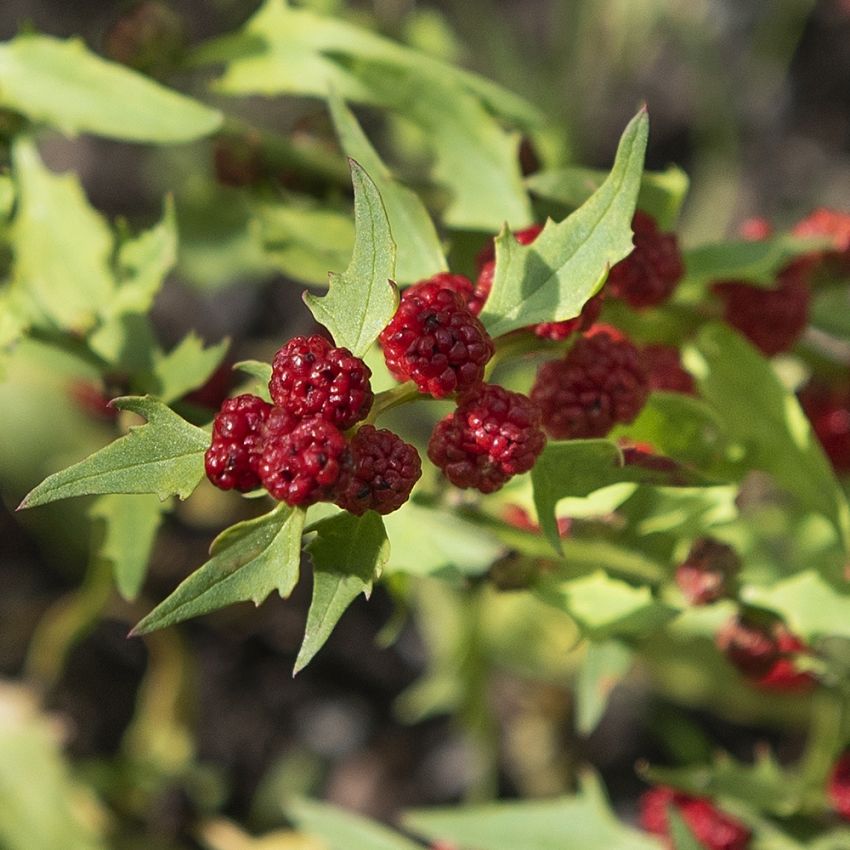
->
[258, 416, 348, 506]
[204, 394, 272, 492]
[334, 425, 422, 516]
[533, 291, 606, 341]
[640, 786, 751, 850]
[269, 335, 373, 430]
[606, 211, 683, 309]
[799, 381, 850, 474]
[642, 343, 696, 395]
[676, 537, 740, 605]
[829, 753, 850, 821]
[531, 325, 649, 439]
[379, 280, 494, 398]
[428, 384, 546, 493]
[716, 615, 815, 691]
[712, 263, 810, 356]
[425, 272, 475, 302]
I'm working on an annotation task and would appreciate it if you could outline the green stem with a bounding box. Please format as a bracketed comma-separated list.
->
[364, 380, 425, 425]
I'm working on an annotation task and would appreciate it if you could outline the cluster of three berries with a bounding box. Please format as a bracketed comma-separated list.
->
[204, 336, 420, 514]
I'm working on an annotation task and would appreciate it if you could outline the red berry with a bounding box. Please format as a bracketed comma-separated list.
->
[428, 384, 546, 493]
[269, 335, 373, 430]
[676, 537, 740, 605]
[712, 263, 810, 356]
[426, 272, 476, 302]
[258, 416, 348, 506]
[533, 291, 606, 341]
[640, 786, 751, 850]
[531, 326, 649, 439]
[716, 616, 815, 691]
[642, 343, 696, 395]
[334, 425, 422, 516]
[606, 212, 684, 309]
[470, 260, 495, 316]
[204, 394, 272, 492]
[739, 216, 774, 241]
[502, 504, 571, 537]
[799, 381, 850, 474]
[379, 280, 494, 398]
[793, 207, 850, 276]
[828, 753, 850, 820]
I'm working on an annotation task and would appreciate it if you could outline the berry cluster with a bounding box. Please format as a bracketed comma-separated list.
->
[205, 335, 420, 513]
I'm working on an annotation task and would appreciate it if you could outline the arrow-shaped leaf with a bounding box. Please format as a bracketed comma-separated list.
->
[304, 159, 398, 356]
[131, 504, 305, 635]
[19, 396, 209, 508]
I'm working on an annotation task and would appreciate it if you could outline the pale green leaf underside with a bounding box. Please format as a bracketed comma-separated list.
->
[147, 333, 230, 404]
[296, 511, 390, 673]
[480, 109, 649, 337]
[304, 160, 398, 356]
[19, 396, 209, 508]
[0, 34, 221, 142]
[328, 91, 446, 283]
[667, 809, 704, 850]
[132, 504, 305, 635]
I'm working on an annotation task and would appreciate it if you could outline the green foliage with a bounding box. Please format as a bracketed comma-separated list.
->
[304, 160, 398, 356]
[0, 34, 221, 142]
[575, 640, 635, 734]
[145, 333, 229, 404]
[479, 109, 648, 336]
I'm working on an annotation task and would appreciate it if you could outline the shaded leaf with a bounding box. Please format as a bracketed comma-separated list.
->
[295, 511, 390, 674]
[576, 640, 635, 735]
[19, 397, 209, 508]
[304, 160, 398, 356]
[145, 333, 230, 403]
[480, 110, 648, 337]
[667, 809, 703, 850]
[132, 504, 305, 635]
[0, 34, 221, 142]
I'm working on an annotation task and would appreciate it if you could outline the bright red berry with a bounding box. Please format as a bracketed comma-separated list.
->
[258, 416, 348, 506]
[426, 272, 476, 302]
[828, 753, 850, 821]
[712, 263, 810, 356]
[676, 538, 740, 605]
[428, 384, 546, 493]
[642, 343, 696, 395]
[204, 394, 272, 492]
[739, 216, 774, 241]
[531, 326, 649, 439]
[793, 207, 850, 276]
[334, 425, 422, 516]
[606, 212, 684, 309]
[533, 291, 606, 341]
[716, 615, 815, 692]
[799, 381, 850, 474]
[269, 335, 373, 430]
[379, 280, 494, 398]
[640, 786, 751, 850]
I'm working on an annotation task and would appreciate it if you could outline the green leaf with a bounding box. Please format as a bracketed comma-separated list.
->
[686, 323, 850, 554]
[304, 160, 398, 356]
[479, 109, 648, 337]
[683, 234, 830, 287]
[526, 164, 689, 231]
[667, 809, 703, 850]
[0, 34, 222, 142]
[256, 198, 355, 286]
[328, 91, 446, 283]
[810, 287, 850, 340]
[535, 570, 676, 639]
[11, 137, 114, 333]
[576, 640, 635, 735]
[19, 397, 209, 508]
[0, 173, 14, 218]
[287, 798, 421, 850]
[131, 504, 305, 635]
[295, 511, 390, 674]
[145, 332, 230, 404]
[90, 494, 168, 601]
[404, 772, 663, 850]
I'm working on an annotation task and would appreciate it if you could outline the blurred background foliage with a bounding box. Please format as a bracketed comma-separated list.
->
[1, 1, 849, 848]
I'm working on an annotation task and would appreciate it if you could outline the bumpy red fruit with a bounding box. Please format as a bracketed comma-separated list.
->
[642, 343, 696, 395]
[258, 416, 348, 506]
[676, 537, 740, 605]
[829, 753, 850, 820]
[269, 335, 373, 430]
[716, 616, 815, 691]
[335, 425, 422, 516]
[640, 786, 751, 850]
[799, 381, 850, 474]
[533, 291, 606, 341]
[712, 263, 810, 356]
[380, 281, 494, 398]
[428, 384, 546, 493]
[205, 394, 272, 492]
[531, 326, 649, 439]
[606, 211, 684, 309]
